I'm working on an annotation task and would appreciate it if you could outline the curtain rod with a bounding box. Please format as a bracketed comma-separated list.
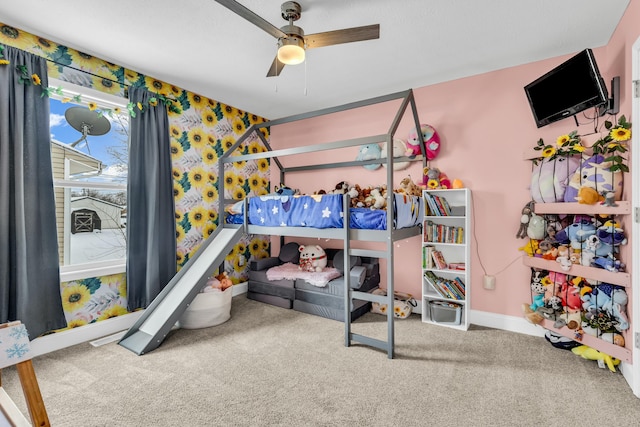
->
[43, 57, 178, 103]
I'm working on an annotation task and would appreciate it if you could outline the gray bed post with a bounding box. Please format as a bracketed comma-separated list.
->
[343, 194, 351, 346]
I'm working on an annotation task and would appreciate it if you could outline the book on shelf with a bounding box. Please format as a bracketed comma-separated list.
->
[431, 250, 448, 270]
[424, 271, 464, 300]
[424, 271, 454, 299]
[433, 196, 447, 216]
[422, 245, 435, 269]
[423, 221, 464, 244]
[424, 194, 440, 216]
[440, 197, 452, 216]
[447, 262, 466, 271]
[452, 277, 466, 297]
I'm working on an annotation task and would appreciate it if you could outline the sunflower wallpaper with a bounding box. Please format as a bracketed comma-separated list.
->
[0, 23, 271, 331]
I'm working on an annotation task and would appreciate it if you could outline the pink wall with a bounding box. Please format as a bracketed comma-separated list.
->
[269, 2, 639, 319]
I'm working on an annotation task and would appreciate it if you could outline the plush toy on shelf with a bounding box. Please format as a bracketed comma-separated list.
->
[407, 124, 441, 160]
[380, 139, 410, 170]
[356, 143, 382, 170]
[422, 167, 451, 189]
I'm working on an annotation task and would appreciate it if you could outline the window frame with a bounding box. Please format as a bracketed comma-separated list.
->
[48, 78, 129, 281]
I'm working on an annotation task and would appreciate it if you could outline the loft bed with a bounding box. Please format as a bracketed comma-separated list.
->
[218, 89, 427, 358]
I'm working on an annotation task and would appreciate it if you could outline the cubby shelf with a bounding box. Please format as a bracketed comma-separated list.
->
[533, 200, 630, 215]
[522, 256, 630, 287]
[542, 319, 632, 364]
[527, 198, 632, 365]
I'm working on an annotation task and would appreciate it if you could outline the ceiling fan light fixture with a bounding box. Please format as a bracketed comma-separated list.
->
[277, 35, 305, 65]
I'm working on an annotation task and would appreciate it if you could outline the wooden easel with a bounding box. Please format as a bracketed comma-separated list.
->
[0, 322, 50, 427]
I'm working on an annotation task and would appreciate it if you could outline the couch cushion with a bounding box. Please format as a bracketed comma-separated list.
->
[279, 241, 300, 264]
[332, 250, 361, 273]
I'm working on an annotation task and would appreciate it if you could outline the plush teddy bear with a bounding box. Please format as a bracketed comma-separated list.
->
[422, 167, 451, 189]
[298, 244, 327, 272]
[369, 187, 386, 209]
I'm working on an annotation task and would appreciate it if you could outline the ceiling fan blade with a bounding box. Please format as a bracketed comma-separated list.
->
[305, 24, 379, 49]
[214, 0, 286, 39]
[266, 56, 286, 77]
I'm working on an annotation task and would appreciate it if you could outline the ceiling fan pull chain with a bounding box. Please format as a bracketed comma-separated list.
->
[304, 57, 307, 96]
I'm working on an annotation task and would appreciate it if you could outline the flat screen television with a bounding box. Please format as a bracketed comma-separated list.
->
[524, 48, 608, 128]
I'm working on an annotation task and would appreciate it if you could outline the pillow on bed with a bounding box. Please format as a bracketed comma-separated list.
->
[279, 242, 300, 264]
[332, 250, 361, 273]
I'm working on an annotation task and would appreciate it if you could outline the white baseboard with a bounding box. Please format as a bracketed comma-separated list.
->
[30, 310, 144, 358]
[469, 309, 546, 337]
[30, 282, 249, 357]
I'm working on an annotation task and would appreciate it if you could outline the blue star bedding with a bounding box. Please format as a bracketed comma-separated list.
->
[226, 193, 423, 230]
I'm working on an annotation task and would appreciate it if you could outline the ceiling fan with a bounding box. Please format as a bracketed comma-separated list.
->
[214, 0, 380, 77]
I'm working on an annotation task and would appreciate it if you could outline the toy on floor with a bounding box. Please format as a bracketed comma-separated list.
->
[571, 345, 620, 372]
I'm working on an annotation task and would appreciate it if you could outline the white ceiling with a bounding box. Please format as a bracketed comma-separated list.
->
[0, 0, 630, 119]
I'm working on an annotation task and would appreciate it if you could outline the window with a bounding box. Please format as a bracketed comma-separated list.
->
[49, 79, 129, 279]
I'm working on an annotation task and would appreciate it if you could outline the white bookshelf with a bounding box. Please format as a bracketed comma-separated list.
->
[421, 188, 471, 331]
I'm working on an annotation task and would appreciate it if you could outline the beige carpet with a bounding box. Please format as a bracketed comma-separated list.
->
[2, 295, 639, 426]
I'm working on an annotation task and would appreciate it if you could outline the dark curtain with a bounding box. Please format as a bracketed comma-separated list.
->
[126, 87, 176, 310]
[0, 46, 66, 338]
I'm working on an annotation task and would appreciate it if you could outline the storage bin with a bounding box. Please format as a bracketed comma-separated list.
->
[179, 286, 232, 329]
[428, 300, 461, 325]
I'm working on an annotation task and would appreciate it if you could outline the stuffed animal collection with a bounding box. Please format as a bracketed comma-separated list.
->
[518, 213, 627, 272]
[519, 211, 629, 352]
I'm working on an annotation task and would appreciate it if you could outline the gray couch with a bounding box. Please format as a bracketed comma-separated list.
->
[247, 243, 380, 322]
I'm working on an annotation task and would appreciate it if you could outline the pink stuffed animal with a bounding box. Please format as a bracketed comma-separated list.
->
[407, 124, 441, 160]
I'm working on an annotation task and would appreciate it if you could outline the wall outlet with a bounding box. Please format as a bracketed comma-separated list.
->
[483, 275, 496, 290]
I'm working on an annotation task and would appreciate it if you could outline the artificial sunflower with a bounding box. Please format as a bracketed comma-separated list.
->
[610, 126, 631, 142]
[541, 146, 556, 158]
[591, 115, 631, 173]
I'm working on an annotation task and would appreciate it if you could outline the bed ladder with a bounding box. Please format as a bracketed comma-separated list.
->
[341, 196, 397, 359]
[345, 248, 396, 358]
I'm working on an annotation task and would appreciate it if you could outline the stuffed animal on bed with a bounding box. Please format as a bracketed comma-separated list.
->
[298, 245, 328, 272]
